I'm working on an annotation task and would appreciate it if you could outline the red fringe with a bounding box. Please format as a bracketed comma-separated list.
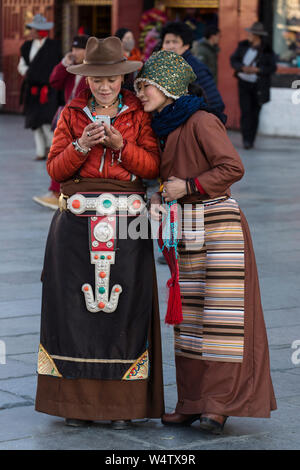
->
[39, 85, 49, 104]
[157, 218, 183, 325]
[165, 276, 183, 325]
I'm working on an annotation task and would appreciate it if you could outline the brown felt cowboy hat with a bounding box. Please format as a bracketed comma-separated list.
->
[245, 22, 268, 37]
[67, 36, 142, 76]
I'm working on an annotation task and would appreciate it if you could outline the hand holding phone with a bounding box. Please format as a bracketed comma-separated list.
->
[99, 124, 124, 151]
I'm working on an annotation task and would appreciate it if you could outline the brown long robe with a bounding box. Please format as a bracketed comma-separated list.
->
[160, 111, 277, 417]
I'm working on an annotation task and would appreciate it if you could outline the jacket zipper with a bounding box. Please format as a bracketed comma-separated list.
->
[68, 104, 135, 179]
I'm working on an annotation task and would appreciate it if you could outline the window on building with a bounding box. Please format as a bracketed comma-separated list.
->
[273, 0, 300, 66]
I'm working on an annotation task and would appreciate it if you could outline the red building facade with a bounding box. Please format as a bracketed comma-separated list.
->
[1, 0, 299, 130]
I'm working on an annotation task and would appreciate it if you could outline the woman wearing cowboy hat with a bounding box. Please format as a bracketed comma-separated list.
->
[35, 37, 164, 429]
[18, 14, 61, 160]
[230, 22, 277, 150]
[135, 50, 276, 434]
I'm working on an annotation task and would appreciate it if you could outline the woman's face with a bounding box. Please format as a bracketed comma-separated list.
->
[136, 82, 174, 113]
[87, 75, 123, 105]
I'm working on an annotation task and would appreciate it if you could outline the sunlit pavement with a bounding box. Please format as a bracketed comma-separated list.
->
[0, 113, 299, 450]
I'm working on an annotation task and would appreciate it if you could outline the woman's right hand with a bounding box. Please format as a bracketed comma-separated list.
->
[63, 52, 76, 66]
[78, 123, 104, 151]
[150, 192, 166, 221]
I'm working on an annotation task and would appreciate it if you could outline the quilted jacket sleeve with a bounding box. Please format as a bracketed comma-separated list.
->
[118, 111, 160, 179]
[47, 107, 89, 182]
[49, 61, 69, 91]
[195, 113, 244, 198]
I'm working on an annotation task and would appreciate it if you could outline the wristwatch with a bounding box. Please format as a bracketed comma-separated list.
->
[72, 139, 91, 155]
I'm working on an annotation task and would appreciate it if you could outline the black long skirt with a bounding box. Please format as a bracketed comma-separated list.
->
[35, 203, 164, 420]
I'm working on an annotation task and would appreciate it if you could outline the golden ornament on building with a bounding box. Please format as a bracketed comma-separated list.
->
[157, 0, 219, 8]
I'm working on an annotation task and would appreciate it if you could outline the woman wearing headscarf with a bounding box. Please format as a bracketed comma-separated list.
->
[115, 28, 143, 62]
[135, 50, 277, 434]
[35, 37, 164, 430]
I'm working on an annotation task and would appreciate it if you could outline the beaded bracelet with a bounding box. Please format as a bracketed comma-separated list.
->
[186, 179, 190, 196]
[186, 178, 198, 195]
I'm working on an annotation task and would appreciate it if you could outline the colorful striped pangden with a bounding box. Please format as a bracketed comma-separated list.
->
[174, 198, 245, 363]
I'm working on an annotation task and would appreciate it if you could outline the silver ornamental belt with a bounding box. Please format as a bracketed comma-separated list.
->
[61, 191, 147, 216]
[60, 192, 147, 315]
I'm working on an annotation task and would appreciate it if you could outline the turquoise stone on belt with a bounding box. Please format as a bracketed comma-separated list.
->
[103, 199, 112, 208]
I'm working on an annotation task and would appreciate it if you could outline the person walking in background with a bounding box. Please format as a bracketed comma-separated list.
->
[230, 22, 277, 150]
[192, 25, 220, 83]
[18, 14, 61, 161]
[115, 28, 143, 91]
[115, 28, 142, 62]
[33, 35, 89, 210]
[161, 21, 225, 117]
[135, 50, 277, 435]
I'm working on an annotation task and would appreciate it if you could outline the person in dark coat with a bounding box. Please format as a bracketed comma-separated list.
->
[192, 25, 220, 83]
[230, 22, 277, 149]
[161, 22, 225, 117]
[18, 15, 61, 160]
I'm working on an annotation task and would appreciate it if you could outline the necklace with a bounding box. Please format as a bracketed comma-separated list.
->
[91, 94, 122, 117]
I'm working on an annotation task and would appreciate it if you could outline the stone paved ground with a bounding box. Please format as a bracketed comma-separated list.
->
[0, 113, 300, 450]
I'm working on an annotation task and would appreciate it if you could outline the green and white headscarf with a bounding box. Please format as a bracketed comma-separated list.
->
[134, 50, 196, 100]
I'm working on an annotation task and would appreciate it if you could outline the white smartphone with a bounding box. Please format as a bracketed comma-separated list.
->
[94, 115, 111, 129]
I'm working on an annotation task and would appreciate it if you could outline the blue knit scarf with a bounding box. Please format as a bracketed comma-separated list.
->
[151, 94, 226, 139]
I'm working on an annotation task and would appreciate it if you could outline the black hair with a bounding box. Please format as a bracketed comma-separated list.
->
[204, 25, 220, 39]
[160, 22, 195, 49]
[188, 82, 205, 100]
[114, 28, 130, 40]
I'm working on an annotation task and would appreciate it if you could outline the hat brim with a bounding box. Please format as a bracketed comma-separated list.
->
[245, 27, 268, 36]
[67, 60, 143, 77]
[26, 22, 54, 30]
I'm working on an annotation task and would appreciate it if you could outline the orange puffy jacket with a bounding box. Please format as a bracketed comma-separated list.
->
[47, 88, 160, 182]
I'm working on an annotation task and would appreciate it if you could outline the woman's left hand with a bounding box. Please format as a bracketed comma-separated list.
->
[162, 176, 187, 202]
[99, 123, 124, 150]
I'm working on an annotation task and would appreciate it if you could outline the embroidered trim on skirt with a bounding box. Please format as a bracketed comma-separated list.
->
[175, 197, 245, 363]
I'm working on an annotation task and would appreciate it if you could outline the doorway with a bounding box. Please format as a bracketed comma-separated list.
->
[78, 5, 111, 38]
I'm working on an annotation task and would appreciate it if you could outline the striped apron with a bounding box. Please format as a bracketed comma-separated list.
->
[175, 197, 245, 363]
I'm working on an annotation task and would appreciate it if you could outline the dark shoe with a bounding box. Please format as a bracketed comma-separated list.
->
[243, 141, 253, 150]
[161, 412, 200, 426]
[199, 414, 227, 435]
[65, 418, 93, 427]
[34, 155, 46, 161]
[111, 420, 131, 430]
[157, 255, 167, 265]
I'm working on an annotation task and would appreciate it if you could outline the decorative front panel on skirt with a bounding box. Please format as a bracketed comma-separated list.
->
[39, 208, 152, 380]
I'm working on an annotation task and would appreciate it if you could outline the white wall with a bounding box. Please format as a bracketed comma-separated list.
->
[258, 87, 300, 138]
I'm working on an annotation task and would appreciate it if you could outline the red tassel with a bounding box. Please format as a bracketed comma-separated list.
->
[31, 86, 38, 95]
[165, 276, 183, 325]
[157, 214, 183, 325]
[39, 85, 49, 104]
